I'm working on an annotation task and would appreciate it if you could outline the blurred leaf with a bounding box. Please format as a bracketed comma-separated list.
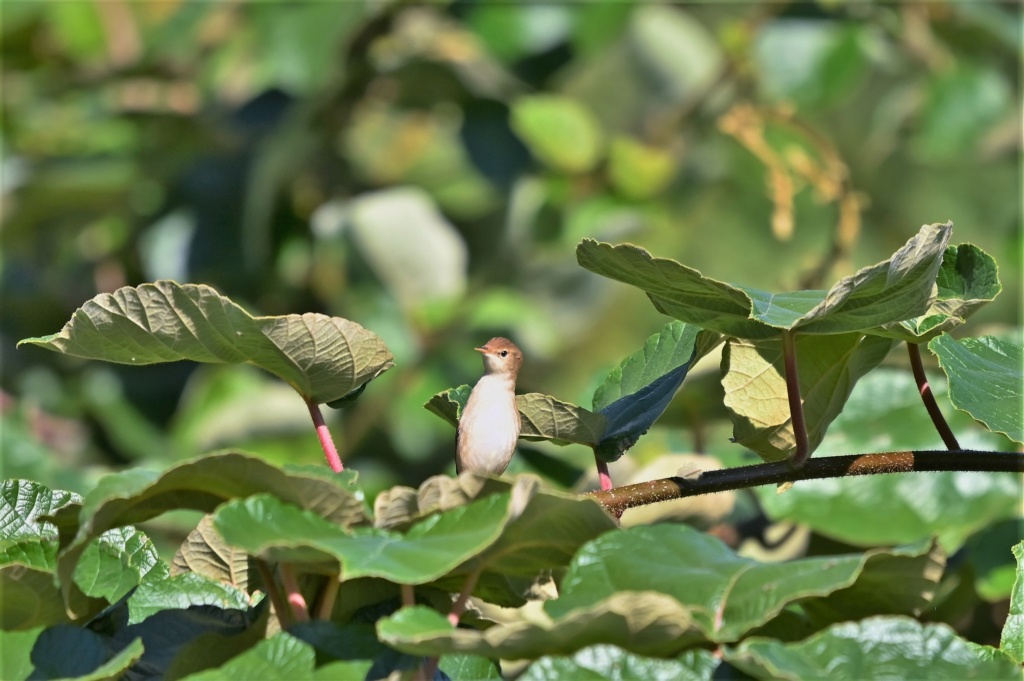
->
[965, 520, 1022, 602]
[628, 6, 723, 105]
[548, 524, 938, 644]
[511, 96, 604, 173]
[521, 645, 718, 681]
[929, 334, 1023, 444]
[592, 321, 721, 462]
[348, 187, 468, 310]
[721, 333, 894, 462]
[29, 626, 143, 681]
[172, 515, 252, 592]
[756, 21, 869, 108]
[873, 244, 1001, 342]
[425, 387, 607, 447]
[576, 223, 952, 338]
[18, 280, 395, 405]
[377, 593, 697, 659]
[0, 627, 42, 680]
[757, 369, 1021, 551]
[471, 5, 573, 63]
[52, 452, 367, 617]
[607, 137, 677, 199]
[1003, 542, 1024, 663]
[914, 63, 1012, 162]
[128, 570, 251, 626]
[725, 617, 1021, 680]
[0, 566, 71, 631]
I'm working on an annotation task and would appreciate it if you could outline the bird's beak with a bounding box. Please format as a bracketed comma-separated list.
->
[474, 346, 488, 354]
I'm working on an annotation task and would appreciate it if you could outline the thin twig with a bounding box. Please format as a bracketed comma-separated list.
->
[781, 331, 810, 468]
[278, 563, 310, 623]
[401, 584, 415, 608]
[448, 568, 481, 627]
[313, 575, 340, 621]
[305, 397, 344, 472]
[907, 342, 961, 450]
[255, 559, 293, 629]
[589, 450, 1023, 515]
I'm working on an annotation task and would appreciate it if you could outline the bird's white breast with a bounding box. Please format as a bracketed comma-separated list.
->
[457, 374, 520, 475]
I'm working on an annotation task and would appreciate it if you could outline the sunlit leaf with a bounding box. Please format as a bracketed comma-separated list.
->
[576, 222, 952, 338]
[51, 452, 367, 617]
[521, 645, 719, 681]
[548, 524, 936, 643]
[929, 334, 1023, 444]
[172, 515, 253, 592]
[1002, 542, 1024, 663]
[377, 593, 698, 659]
[725, 617, 1021, 680]
[17, 280, 394, 405]
[721, 333, 894, 462]
[872, 244, 1001, 342]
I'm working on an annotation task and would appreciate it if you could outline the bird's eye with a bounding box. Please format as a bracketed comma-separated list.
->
[500, 350, 508, 357]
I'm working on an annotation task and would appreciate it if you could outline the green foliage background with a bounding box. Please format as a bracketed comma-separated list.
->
[1, 0, 1021, 670]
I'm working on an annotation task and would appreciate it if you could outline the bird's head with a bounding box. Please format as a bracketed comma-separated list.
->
[475, 337, 523, 380]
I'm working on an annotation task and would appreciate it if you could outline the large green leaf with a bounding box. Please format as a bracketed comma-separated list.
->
[50, 452, 367, 617]
[180, 632, 372, 681]
[425, 388, 607, 447]
[521, 645, 718, 681]
[377, 593, 698, 659]
[546, 524, 936, 644]
[576, 222, 952, 338]
[724, 616, 1021, 680]
[214, 477, 614, 600]
[213, 492, 511, 582]
[17, 280, 394, 405]
[511, 95, 604, 173]
[592, 321, 722, 462]
[929, 334, 1023, 444]
[1, 567, 71, 631]
[721, 333, 894, 461]
[756, 368, 1021, 551]
[872, 243, 1001, 342]
[1003, 542, 1024, 663]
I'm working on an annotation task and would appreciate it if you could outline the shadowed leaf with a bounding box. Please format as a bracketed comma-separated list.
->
[592, 321, 722, 462]
[722, 333, 894, 462]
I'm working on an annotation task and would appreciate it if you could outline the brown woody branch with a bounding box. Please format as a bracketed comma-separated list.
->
[589, 451, 1023, 515]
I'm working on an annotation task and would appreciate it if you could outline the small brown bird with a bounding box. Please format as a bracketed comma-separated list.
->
[456, 337, 523, 475]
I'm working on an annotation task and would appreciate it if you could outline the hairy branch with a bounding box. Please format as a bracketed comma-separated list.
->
[589, 451, 1023, 515]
